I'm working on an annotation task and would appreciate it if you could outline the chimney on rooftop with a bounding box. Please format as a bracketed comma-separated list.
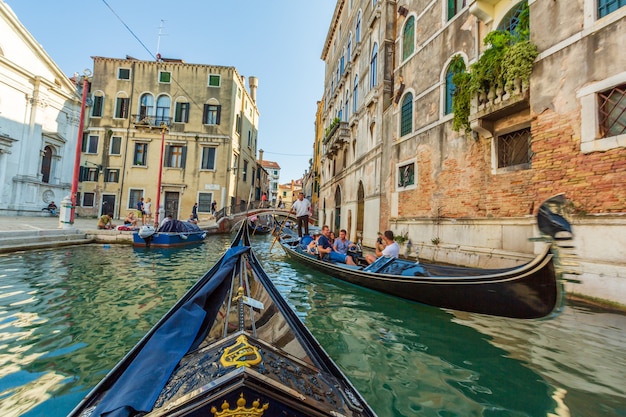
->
[249, 76, 258, 103]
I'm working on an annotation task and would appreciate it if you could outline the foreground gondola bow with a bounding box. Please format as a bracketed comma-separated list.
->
[69, 224, 377, 417]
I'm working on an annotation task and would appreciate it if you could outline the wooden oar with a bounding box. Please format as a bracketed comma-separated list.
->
[270, 215, 289, 252]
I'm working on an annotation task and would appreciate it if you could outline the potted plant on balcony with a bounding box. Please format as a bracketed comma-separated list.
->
[451, 3, 537, 132]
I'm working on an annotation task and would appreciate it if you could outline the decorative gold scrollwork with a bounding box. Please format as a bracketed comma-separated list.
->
[210, 392, 269, 417]
[220, 334, 262, 368]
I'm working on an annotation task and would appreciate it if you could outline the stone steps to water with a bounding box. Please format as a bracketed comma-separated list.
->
[0, 229, 94, 254]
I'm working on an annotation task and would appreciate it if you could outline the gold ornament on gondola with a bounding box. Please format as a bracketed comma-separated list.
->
[210, 393, 269, 417]
[220, 334, 262, 368]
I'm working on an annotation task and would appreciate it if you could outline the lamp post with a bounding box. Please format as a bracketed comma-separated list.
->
[69, 70, 92, 225]
[154, 124, 167, 225]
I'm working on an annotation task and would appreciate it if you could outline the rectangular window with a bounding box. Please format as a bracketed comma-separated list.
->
[129, 189, 143, 210]
[203, 104, 221, 125]
[397, 162, 415, 189]
[165, 145, 186, 168]
[201, 147, 216, 170]
[104, 169, 119, 183]
[115, 97, 129, 118]
[118, 68, 131, 80]
[598, 83, 626, 138]
[110, 136, 122, 155]
[598, 0, 626, 18]
[87, 168, 99, 182]
[198, 192, 213, 212]
[497, 127, 531, 169]
[174, 102, 190, 123]
[83, 192, 95, 207]
[85, 135, 98, 154]
[208, 74, 221, 87]
[92, 95, 104, 117]
[159, 71, 171, 83]
[243, 160, 248, 182]
[134, 143, 148, 166]
[448, 0, 466, 20]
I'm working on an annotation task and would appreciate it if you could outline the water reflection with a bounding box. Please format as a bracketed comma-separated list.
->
[0, 235, 624, 417]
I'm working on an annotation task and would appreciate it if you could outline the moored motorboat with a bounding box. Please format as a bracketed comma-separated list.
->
[275, 196, 573, 319]
[69, 223, 377, 417]
[133, 220, 207, 248]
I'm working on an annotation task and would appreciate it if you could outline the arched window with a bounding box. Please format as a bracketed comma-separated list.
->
[402, 16, 415, 61]
[91, 91, 105, 117]
[370, 43, 378, 88]
[353, 75, 359, 113]
[114, 92, 129, 119]
[344, 90, 349, 121]
[156, 95, 171, 125]
[498, 1, 528, 39]
[445, 65, 456, 115]
[139, 93, 154, 119]
[347, 33, 352, 62]
[356, 10, 362, 42]
[334, 186, 342, 232]
[41, 145, 53, 183]
[400, 93, 413, 136]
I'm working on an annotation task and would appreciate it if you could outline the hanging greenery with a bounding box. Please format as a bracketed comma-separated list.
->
[450, 2, 537, 132]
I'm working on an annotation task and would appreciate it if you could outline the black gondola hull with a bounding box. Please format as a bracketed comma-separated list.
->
[279, 242, 558, 319]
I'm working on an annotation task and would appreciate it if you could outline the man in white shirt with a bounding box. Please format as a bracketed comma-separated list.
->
[289, 192, 311, 236]
[366, 230, 400, 264]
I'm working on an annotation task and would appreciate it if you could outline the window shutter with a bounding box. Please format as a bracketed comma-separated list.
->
[164, 145, 171, 167]
[181, 146, 187, 168]
[202, 104, 209, 124]
[216, 105, 221, 125]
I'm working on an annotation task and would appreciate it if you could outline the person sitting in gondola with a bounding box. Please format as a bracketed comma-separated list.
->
[333, 229, 353, 254]
[317, 225, 356, 266]
[301, 233, 320, 254]
[366, 230, 400, 264]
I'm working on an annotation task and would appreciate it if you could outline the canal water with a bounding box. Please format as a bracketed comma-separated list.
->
[0, 234, 625, 417]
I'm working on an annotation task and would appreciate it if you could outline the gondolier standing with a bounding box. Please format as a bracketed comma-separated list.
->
[290, 192, 311, 237]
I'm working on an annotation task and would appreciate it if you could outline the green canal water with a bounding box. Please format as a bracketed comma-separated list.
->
[0, 234, 625, 417]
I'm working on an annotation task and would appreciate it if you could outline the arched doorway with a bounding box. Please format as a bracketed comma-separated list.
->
[41, 146, 53, 183]
[357, 181, 365, 242]
[334, 186, 342, 233]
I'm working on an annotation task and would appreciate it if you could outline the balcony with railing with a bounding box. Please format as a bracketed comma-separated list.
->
[323, 121, 350, 158]
[132, 115, 171, 129]
[469, 78, 530, 138]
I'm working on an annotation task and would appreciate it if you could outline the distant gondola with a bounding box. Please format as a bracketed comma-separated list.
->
[274, 195, 573, 319]
[69, 223, 376, 417]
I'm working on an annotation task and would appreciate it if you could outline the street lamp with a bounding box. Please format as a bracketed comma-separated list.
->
[69, 69, 92, 226]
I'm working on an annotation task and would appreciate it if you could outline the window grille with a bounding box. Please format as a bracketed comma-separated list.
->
[497, 127, 531, 168]
[598, 83, 626, 138]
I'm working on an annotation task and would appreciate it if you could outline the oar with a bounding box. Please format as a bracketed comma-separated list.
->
[270, 215, 289, 252]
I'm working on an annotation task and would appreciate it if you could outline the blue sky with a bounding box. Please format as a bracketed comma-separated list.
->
[6, 0, 336, 183]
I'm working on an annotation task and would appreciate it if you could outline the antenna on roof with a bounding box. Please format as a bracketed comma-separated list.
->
[156, 20, 168, 61]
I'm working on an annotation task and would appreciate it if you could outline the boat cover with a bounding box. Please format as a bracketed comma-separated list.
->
[91, 245, 250, 417]
[157, 220, 202, 233]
